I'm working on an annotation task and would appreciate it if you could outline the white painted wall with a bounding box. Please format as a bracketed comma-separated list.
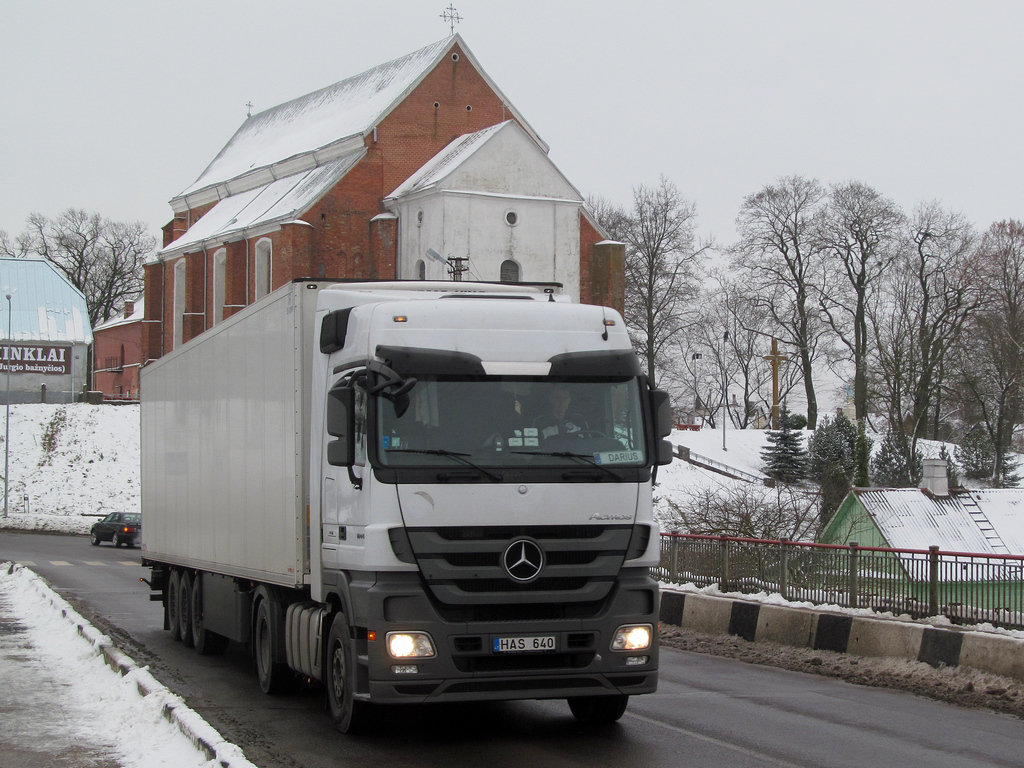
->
[389, 122, 583, 300]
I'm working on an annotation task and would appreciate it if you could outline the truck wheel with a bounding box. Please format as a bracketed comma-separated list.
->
[255, 598, 291, 694]
[178, 571, 195, 648]
[190, 574, 228, 656]
[567, 694, 629, 724]
[326, 612, 371, 733]
[168, 570, 182, 641]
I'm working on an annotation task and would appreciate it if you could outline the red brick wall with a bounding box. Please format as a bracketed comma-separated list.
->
[145, 41, 590, 360]
[93, 320, 143, 398]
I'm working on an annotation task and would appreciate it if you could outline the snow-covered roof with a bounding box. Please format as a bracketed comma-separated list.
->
[172, 35, 545, 212]
[851, 487, 1024, 555]
[157, 150, 364, 260]
[388, 123, 504, 197]
[0, 258, 92, 343]
[93, 300, 144, 332]
[385, 120, 582, 203]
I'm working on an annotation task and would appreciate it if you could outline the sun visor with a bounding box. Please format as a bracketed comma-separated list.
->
[375, 345, 486, 376]
[547, 349, 642, 377]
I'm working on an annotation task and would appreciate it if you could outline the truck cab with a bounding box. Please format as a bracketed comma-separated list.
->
[305, 282, 671, 730]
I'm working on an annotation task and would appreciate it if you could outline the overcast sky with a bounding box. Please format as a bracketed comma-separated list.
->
[2, 1, 1022, 248]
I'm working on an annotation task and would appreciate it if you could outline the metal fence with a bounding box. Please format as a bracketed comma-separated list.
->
[657, 532, 1024, 630]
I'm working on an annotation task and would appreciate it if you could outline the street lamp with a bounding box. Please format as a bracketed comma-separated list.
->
[722, 330, 729, 452]
[4, 292, 12, 519]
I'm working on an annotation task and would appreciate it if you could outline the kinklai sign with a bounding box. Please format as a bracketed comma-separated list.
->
[0, 344, 72, 375]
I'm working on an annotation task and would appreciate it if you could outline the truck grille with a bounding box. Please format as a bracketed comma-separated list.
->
[400, 525, 633, 621]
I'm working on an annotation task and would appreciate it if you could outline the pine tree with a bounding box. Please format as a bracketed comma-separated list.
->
[761, 407, 807, 484]
[871, 429, 921, 487]
[956, 427, 995, 480]
[819, 461, 851, 528]
[939, 444, 960, 490]
[807, 413, 856, 482]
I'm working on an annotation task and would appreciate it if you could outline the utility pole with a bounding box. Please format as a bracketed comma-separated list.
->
[691, 352, 701, 424]
[722, 330, 729, 451]
[4, 292, 12, 519]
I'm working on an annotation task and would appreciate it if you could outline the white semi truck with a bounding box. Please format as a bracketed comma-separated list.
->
[141, 279, 672, 733]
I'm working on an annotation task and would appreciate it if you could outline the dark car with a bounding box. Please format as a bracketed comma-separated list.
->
[89, 512, 141, 548]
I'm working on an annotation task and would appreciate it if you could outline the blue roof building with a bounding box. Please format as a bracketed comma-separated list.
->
[0, 258, 93, 403]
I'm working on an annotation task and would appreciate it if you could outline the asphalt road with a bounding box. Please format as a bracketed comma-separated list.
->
[3, 529, 1024, 768]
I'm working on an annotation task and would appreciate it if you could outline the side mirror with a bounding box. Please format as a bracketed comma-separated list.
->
[650, 389, 673, 437]
[326, 384, 355, 467]
[650, 388, 674, 466]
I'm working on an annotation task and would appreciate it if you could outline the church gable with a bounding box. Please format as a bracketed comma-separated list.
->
[425, 121, 581, 200]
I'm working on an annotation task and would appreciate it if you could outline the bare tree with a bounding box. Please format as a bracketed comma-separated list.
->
[662, 482, 820, 541]
[7, 209, 155, 325]
[733, 175, 830, 427]
[817, 182, 905, 420]
[870, 203, 982, 456]
[620, 177, 708, 385]
[950, 220, 1024, 485]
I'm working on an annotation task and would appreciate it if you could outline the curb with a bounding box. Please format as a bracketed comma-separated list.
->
[660, 589, 1024, 681]
[1, 562, 256, 768]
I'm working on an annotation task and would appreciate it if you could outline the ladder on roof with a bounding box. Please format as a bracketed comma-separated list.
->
[959, 491, 1011, 554]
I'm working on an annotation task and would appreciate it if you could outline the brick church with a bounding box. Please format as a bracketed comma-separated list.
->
[143, 35, 623, 362]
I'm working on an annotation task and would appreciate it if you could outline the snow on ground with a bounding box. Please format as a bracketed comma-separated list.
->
[0, 562, 254, 768]
[655, 424, 771, 527]
[0, 403, 140, 533]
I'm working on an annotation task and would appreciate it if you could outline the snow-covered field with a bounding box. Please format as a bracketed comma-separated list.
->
[0, 403, 140, 533]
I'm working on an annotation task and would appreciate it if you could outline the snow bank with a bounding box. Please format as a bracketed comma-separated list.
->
[0, 561, 257, 768]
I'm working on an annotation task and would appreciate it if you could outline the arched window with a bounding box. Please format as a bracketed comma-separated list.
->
[255, 239, 272, 300]
[213, 248, 227, 324]
[416, 259, 426, 280]
[500, 259, 521, 283]
[173, 258, 186, 349]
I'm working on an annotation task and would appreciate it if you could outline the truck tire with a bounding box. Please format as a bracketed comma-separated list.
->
[190, 574, 229, 656]
[326, 611, 371, 734]
[255, 598, 291, 694]
[178, 571, 195, 648]
[168, 570, 182, 642]
[567, 694, 629, 724]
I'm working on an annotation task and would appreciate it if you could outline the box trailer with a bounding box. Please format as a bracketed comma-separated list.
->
[141, 279, 672, 733]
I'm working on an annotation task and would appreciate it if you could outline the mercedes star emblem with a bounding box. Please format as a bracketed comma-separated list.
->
[502, 539, 545, 582]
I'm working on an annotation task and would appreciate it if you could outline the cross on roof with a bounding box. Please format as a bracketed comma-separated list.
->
[246, 101, 254, 118]
[440, 4, 462, 34]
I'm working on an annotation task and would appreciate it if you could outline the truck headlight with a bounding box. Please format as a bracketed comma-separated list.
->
[386, 632, 436, 659]
[611, 624, 652, 651]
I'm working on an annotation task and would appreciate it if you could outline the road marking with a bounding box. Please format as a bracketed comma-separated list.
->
[16, 561, 36, 566]
[49, 561, 72, 566]
[118, 561, 140, 566]
[84, 561, 106, 566]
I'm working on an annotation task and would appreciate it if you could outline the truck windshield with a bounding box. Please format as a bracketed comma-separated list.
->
[376, 376, 647, 469]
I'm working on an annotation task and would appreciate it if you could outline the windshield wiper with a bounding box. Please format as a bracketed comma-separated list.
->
[386, 448, 503, 482]
[511, 450, 623, 481]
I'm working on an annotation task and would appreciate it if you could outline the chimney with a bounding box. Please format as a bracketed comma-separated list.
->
[124, 301, 135, 319]
[921, 458, 949, 497]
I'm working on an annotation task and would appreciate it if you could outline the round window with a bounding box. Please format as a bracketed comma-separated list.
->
[505, 210, 518, 226]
